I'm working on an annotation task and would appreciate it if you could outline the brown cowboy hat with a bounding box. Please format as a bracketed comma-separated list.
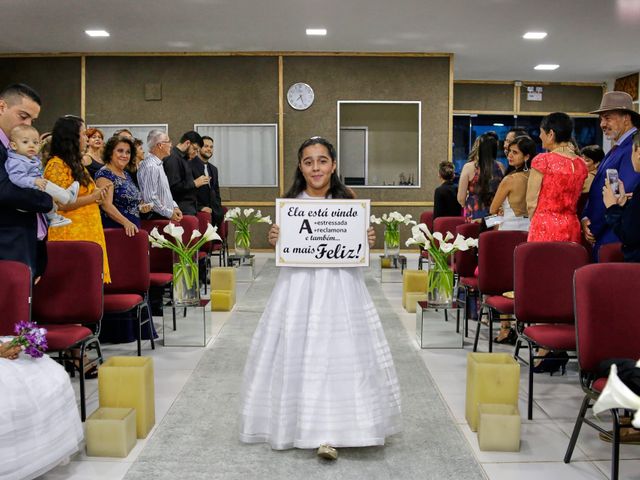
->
[591, 91, 640, 126]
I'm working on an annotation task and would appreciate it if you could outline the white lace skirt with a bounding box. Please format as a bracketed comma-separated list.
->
[239, 267, 402, 450]
[0, 352, 83, 480]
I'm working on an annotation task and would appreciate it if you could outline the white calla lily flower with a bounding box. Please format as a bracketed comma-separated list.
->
[432, 231, 444, 243]
[163, 223, 185, 242]
[444, 231, 454, 242]
[452, 234, 469, 251]
[243, 208, 254, 217]
[440, 242, 454, 254]
[202, 223, 221, 242]
[190, 229, 202, 242]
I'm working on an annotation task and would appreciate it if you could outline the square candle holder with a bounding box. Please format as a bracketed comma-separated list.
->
[226, 254, 255, 282]
[98, 356, 155, 439]
[415, 300, 463, 348]
[86, 407, 137, 458]
[465, 352, 520, 432]
[379, 254, 407, 283]
[477, 403, 521, 452]
[163, 299, 212, 347]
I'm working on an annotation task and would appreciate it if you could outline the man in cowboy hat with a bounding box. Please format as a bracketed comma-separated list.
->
[582, 91, 640, 258]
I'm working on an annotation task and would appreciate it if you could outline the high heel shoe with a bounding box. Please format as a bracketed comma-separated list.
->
[532, 351, 568, 375]
[494, 328, 517, 345]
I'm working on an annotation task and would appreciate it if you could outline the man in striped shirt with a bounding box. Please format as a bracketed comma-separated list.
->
[138, 129, 183, 222]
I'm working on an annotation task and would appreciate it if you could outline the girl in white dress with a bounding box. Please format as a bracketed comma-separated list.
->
[0, 340, 84, 480]
[239, 137, 402, 460]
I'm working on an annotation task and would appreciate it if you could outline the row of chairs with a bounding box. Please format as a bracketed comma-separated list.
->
[0, 213, 228, 421]
[416, 211, 638, 480]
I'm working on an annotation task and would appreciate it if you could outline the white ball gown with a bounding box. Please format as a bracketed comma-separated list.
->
[0, 344, 83, 480]
[240, 264, 402, 450]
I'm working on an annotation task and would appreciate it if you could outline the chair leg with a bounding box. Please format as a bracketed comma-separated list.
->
[488, 308, 494, 353]
[528, 341, 535, 420]
[473, 305, 484, 352]
[564, 394, 591, 463]
[136, 304, 142, 357]
[145, 301, 155, 351]
[611, 409, 621, 480]
[79, 343, 87, 422]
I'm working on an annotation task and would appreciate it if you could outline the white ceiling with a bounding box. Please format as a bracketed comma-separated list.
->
[1, 0, 639, 83]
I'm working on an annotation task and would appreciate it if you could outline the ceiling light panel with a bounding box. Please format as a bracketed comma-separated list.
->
[85, 30, 110, 37]
[523, 32, 547, 39]
[306, 28, 327, 36]
[534, 64, 559, 70]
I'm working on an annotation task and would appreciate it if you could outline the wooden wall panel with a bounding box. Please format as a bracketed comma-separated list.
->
[0, 57, 81, 132]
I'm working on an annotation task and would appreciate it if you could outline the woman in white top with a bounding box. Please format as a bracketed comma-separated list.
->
[489, 135, 536, 232]
[239, 137, 402, 460]
[489, 135, 536, 344]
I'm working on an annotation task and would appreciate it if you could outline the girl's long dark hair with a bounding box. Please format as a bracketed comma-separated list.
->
[476, 133, 498, 208]
[50, 115, 91, 187]
[284, 137, 354, 199]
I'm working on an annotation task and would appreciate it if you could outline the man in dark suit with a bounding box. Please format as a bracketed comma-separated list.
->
[192, 135, 223, 228]
[582, 91, 640, 259]
[163, 130, 208, 216]
[0, 83, 53, 280]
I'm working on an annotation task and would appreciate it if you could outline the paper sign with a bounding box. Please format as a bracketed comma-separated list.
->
[275, 198, 370, 267]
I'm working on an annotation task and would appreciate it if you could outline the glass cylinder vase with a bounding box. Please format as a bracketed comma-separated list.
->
[383, 225, 400, 258]
[172, 251, 200, 306]
[427, 254, 455, 307]
[234, 227, 251, 257]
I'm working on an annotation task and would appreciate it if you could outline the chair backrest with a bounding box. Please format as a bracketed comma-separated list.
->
[141, 219, 172, 273]
[219, 206, 229, 241]
[196, 211, 213, 253]
[454, 222, 481, 277]
[477, 230, 528, 295]
[0, 260, 32, 335]
[574, 263, 640, 374]
[32, 241, 103, 325]
[103, 229, 150, 295]
[419, 210, 434, 232]
[433, 216, 466, 237]
[514, 242, 589, 324]
[179, 215, 199, 244]
[598, 242, 624, 263]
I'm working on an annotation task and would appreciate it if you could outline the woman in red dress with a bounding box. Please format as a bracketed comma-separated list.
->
[527, 112, 588, 242]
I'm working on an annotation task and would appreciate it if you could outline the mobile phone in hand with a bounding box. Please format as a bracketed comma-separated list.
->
[606, 169, 620, 197]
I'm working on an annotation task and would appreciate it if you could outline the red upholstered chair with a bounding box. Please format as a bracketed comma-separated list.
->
[433, 216, 466, 237]
[598, 242, 624, 263]
[454, 222, 481, 336]
[32, 241, 104, 421]
[0, 260, 31, 335]
[198, 207, 228, 268]
[103, 229, 154, 356]
[564, 263, 640, 480]
[417, 210, 434, 270]
[472, 230, 528, 353]
[513, 241, 590, 419]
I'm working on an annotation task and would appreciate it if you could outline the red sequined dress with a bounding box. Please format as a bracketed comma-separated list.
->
[528, 152, 588, 242]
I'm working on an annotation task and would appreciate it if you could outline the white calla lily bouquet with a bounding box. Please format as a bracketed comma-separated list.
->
[149, 223, 221, 301]
[224, 208, 272, 254]
[370, 212, 416, 250]
[406, 223, 478, 304]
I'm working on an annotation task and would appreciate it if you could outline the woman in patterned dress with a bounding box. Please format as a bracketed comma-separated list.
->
[44, 115, 111, 283]
[458, 133, 504, 223]
[95, 136, 151, 236]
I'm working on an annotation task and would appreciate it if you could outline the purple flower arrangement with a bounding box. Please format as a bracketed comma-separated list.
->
[10, 321, 48, 358]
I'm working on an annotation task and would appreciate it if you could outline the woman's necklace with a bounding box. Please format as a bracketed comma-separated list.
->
[550, 144, 575, 154]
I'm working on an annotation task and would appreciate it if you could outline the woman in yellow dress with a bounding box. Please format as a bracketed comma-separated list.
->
[43, 116, 111, 282]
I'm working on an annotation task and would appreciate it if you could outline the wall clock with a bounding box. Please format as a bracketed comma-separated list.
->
[287, 82, 315, 110]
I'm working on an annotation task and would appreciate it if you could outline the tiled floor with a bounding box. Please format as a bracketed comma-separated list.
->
[41, 253, 639, 480]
